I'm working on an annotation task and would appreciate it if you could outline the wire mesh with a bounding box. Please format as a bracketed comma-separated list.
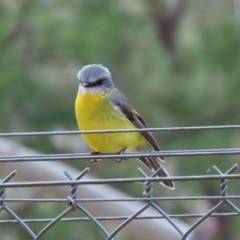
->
[1, 125, 240, 240]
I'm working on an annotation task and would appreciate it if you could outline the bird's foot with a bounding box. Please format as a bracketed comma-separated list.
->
[89, 151, 101, 163]
[115, 147, 127, 163]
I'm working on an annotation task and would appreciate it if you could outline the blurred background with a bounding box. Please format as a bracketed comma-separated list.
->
[0, 0, 240, 239]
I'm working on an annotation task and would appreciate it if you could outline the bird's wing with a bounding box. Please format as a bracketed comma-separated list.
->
[108, 89, 164, 162]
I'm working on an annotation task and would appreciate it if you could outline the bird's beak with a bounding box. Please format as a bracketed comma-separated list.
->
[82, 82, 93, 88]
[82, 83, 88, 88]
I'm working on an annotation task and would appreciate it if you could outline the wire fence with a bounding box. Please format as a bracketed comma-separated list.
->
[1, 125, 240, 240]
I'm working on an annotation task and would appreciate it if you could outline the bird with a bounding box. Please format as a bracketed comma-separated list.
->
[75, 64, 174, 189]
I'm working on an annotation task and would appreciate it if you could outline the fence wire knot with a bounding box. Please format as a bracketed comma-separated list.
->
[64, 168, 89, 211]
[220, 178, 228, 197]
[0, 181, 6, 211]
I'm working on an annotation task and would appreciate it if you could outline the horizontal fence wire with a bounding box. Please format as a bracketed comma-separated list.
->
[1, 148, 240, 162]
[0, 125, 240, 240]
[0, 124, 240, 137]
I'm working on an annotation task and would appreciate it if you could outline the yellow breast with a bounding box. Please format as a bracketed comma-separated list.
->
[75, 92, 148, 153]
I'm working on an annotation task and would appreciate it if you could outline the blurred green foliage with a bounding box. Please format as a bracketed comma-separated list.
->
[1, 0, 240, 239]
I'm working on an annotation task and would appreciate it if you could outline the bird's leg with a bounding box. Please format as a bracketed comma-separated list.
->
[89, 151, 101, 163]
[115, 147, 127, 163]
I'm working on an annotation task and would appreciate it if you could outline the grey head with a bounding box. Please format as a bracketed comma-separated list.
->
[77, 64, 115, 93]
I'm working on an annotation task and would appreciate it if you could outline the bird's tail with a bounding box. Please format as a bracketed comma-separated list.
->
[138, 157, 175, 190]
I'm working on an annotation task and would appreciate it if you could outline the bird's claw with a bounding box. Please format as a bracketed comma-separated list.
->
[89, 158, 101, 163]
[115, 158, 122, 163]
[115, 147, 127, 163]
[89, 151, 101, 163]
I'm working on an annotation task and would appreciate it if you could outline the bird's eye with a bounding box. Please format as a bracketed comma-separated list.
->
[96, 78, 105, 85]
